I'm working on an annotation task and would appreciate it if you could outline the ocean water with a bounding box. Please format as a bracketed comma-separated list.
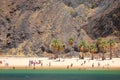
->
[0, 69, 120, 80]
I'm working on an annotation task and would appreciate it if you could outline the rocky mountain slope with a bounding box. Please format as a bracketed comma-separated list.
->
[0, 0, 120, 56]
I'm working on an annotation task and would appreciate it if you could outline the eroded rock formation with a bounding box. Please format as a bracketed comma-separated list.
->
[0, 0, 120, 56]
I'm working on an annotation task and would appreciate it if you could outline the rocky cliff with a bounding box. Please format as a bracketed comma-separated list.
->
[0, 0, 120, 56]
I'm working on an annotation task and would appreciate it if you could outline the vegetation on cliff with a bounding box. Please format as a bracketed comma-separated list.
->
[0, 0, 119, 58]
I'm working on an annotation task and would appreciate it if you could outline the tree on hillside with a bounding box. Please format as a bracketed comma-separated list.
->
[108, 39, 116, 60]
[68, 37, 74, 57]
[99, 41, 108, 60]
[60, 43, 66, 58]
[89, 44, 98, 60]
[96, 38, 103, 53]
[78, 40, 88, 59]
[50, 39, 63, 59]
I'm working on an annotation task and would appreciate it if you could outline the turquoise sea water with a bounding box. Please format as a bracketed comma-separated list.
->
[0, 69, 120, 80]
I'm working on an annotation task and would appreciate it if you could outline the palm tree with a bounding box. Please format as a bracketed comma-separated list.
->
[78, 40, 88, 59]
[89, 44, 98, 60]
[60, 43, 66, 58]
[96, 38, 103, 53]
[68, 38, 74, 57]
[108, 39, 116, 60]
[50, 39, 63, 59]
[99, 41, 107, 60]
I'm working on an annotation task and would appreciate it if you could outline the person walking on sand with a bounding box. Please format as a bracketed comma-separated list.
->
[84, 60, 86, 64]
[70, 63, 73, 67]
[33, 62, 35, 67]
[107, 63, 109, 69]
[92, 63, 94, 68]
[67, 65, 69, 69]
[49, 62, 51, 67]
[98, 62, 100, 67]
[41, 63, 43, 66]
[81, 63, 83, 66]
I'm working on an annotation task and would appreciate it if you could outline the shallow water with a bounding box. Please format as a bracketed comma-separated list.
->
[0, 69, 120, 80]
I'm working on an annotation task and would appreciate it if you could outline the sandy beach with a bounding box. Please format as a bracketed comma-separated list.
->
[0, 57, 120, 70]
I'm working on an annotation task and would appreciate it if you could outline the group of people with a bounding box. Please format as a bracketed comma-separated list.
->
[28, 60, 43, 67]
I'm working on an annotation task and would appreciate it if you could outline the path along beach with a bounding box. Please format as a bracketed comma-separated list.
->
[0, 57, 120, 70]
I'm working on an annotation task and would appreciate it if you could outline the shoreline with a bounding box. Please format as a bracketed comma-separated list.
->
[0, 57, 120, 70]
[0, 66, 120, 70]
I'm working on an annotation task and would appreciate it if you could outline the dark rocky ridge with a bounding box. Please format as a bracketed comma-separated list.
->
[83, 0, 120, 39]
[0, 0, 120, 56]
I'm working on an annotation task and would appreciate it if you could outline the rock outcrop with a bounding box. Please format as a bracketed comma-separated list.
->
[0, 0, 120, 56]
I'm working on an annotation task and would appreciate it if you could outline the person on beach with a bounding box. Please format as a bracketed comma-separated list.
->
[62, 59, 65, 62]
[84, 60, 86, 64]
[13, 66, 15, 69]
[76, 59, 79, 62]
[81, 63, 83, 66]
[28, 63, 31, 67]
[28, 60, 31, 67]
[70, 63, 73, 67]
[98, 62, 100, 67]
[33, 62, 35, 67]
[92, 63, 94, 68]
[38, 60, 41, 64]
[67, 65, 69, 69]
[5, 63, 9, 67]
[49, 62, 51, 67]
[41, 63, 43, 66]
[0, 61, 2, 64]
[107, 63, 110, 69]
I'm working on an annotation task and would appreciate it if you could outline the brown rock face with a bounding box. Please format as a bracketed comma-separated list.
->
[0, 0, 120, 56]
[84, 0, 120, 39]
